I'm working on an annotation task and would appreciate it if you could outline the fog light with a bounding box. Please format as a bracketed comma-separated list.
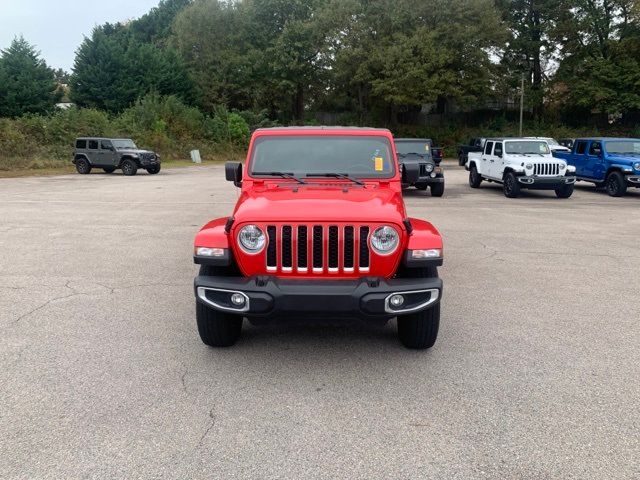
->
[230, 293, 246, 306]
[430, 172, 436, 178]
[389, 294, 405, 308]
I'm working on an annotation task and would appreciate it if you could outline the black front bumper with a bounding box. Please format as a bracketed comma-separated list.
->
[194, 275, 442, 320]
[517, 175, 576, 190]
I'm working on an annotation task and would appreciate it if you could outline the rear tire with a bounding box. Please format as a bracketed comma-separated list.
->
[75, 158, 91, 174]
[503, 172, 520, 198]
[430, 182, 445, 197]
[121, 159, 138, 176]
[606, 171, 627, 197]
[396, 266, 440, 350]
[458, 154, 465, 166]
[555, 183, 574, 198]
[103, 167, 116, 174]
[196, 265, 243, 347]
[469, 165, 482, 188]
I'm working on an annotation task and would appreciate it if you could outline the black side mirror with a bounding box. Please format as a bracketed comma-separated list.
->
[225, 162, 243, 187]
[403, 162, 420, 184]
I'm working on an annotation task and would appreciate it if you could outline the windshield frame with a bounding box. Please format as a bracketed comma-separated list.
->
[604, 140, 640, 155]
[248, 134, 397, 180]
[504, 140, 551, 155]
[112, 139, 138, 150]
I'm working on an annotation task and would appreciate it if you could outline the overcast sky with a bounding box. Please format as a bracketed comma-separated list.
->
[0, 0, 161, 71]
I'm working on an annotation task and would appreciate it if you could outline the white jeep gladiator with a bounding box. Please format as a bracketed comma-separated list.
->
[466, 138, 576, 198]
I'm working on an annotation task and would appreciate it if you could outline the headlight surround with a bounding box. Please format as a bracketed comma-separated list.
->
[370, 226, 399, 254]
[424, 163, 434, 173]
[238, 225, 266, 253]
[525, 163, 533, 170]
[634, 162, 640, 171]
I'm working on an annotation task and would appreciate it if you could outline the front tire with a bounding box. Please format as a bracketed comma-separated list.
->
[555, 183, 574, 198]
[606, 171, 627, 197]
[430, 182, 445, 197]
[147, 165, 161, 174]
[75, 158, 91, 174]
[469, 165, 482, 188]
[121, 159, 138, 176]
[503, 172, 520, 198]
[396, 266, 440, 349]
[196, 265, 243, 347]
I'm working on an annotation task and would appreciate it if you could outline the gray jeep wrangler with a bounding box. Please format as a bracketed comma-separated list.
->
[73, 138, 161, 176]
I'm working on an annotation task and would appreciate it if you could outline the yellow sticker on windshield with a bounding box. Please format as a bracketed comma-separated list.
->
[374, 157, 384, 171]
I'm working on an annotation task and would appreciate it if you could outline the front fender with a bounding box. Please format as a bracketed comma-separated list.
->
[194, 218, 231, 249]
[406, 218, 443, 250]
[609, 163, 635, 174]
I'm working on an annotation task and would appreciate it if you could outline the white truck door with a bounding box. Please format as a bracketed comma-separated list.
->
[480, 140, 494, 176]
[490, 141, 504, 179]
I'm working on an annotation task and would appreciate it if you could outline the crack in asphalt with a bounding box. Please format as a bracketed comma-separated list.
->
[197, 408, 216, 448]
[12, 292, 87, 325]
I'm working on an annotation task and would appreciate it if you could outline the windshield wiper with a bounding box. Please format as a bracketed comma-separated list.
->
[306, 173, 365, 185]
[252, 171, 306, 184]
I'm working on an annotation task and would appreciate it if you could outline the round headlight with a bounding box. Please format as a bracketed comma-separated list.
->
[559, 163, 565, 169]
[371, 226, 399, 254]
[238, 225, 265, 253]
[634, 162, 640, 171]
[525, 163, 533, 169]
[425, 163, 434, 173]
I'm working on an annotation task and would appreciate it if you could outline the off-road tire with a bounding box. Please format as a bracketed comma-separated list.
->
[103, 167, 116, 174]
[121, 159, 138, 176]
[396, 266, 440, 350]
[503, 172, 521, 198]
[196, 265, 243, 347]
[469, 165, 482, 188]
[75, 158, 91, 174]
[555, 183, 574, 199]
[606, 171, 627, 197]
[147, 165, 161, 174]
[430, 182, 445, 197]
[458, 154, 465, 166]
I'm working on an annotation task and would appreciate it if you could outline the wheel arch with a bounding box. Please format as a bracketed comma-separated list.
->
[74, 153, 90, 164]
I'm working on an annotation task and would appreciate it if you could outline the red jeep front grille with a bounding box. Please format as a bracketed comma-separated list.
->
[265, 224, 371, 274]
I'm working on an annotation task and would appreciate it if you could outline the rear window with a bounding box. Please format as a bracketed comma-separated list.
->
[88, 140, 99, 149]
[249, 135, 395, 179]
[484, 141, 494, 155]
[395, 140, 432, 156]
[575, 141, 587, 155]
[75, 139, 87, 149]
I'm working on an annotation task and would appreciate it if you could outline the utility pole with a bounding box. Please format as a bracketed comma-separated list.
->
[519, 72, 524, 137]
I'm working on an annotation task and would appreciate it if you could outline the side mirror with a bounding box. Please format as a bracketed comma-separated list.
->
[403, 162, 420, 184]
[225, 162, 242, 187]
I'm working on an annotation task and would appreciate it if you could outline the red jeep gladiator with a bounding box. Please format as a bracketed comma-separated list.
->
[193, 127, 444, 349]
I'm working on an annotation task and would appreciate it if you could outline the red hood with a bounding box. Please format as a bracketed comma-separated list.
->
[232, 183, 407, 225]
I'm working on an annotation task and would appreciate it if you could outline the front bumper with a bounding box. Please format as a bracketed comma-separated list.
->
[140, 157, 161, 167]
[517, 175, 576, 190]
[194, 275, 442, 320]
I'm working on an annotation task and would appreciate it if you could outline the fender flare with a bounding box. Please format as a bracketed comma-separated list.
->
[406, 218, 443, 251]
[74, 153, 90, 165]
[606, 164, 632, 176]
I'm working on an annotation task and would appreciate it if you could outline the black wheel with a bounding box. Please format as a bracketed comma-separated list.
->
[196, 265, 243, 347]
[605, 171, 627, 197]
[555, 183, 574, 199]
[430, 182, 445, 197]
[103, 167, 116, 174]
[121, 159, 138, 176]
[458, 154, 465, 166]
[503, 172, 520, 198]
[469, 165, 482, 188]
[147, 165, 161, 174]
[75, 158, 91, 174]
[415, 184, 428, 191]
[396, 266, 440, 350]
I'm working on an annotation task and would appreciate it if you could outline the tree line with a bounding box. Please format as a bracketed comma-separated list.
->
[1, 0, 639, 126]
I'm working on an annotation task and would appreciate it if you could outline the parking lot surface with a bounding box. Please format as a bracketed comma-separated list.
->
[1, 163, 639, 479]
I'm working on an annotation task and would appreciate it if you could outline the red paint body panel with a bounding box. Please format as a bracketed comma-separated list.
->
[194, 127, 443, 280]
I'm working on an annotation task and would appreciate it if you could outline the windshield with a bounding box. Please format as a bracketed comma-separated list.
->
[605, 141, 640, 155]
[249, 135, 395, 178]
[112, 139, 137, 150]
[545, 138, 560, 146]
[395, 140, 432, 156]
[505, 141, 550, 155]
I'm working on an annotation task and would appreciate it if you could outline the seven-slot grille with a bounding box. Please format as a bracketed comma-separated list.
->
[265, 224, 371, 273]
[533, 162, 562, 176]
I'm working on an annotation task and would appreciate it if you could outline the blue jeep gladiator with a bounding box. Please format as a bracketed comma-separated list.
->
[553, 138, 640, 196]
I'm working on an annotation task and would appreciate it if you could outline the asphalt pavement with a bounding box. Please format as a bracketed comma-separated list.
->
[1, 162, 639, 479]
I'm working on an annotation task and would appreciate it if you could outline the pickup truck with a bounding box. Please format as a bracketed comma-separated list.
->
[395, 138, 445, 196]
[193, 127, 444, 349]
[457, 137, 486, 166]
[466, 137, 576, 198]
[553, 137, 640, 196]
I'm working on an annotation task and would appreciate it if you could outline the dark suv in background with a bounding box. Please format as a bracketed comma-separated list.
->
[395, 138, 445, 197]
[73, 138, 161, 176]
